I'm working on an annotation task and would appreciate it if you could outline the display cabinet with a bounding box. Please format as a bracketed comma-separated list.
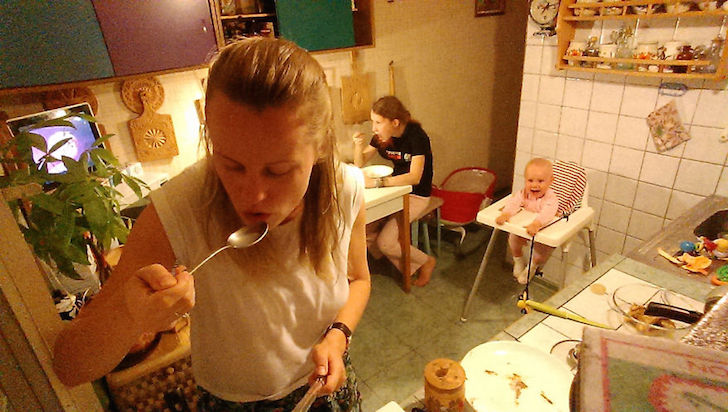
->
[556, 0, 728, 79]
[210, 0, 373, 52]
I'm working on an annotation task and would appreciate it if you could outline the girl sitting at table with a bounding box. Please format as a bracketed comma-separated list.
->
[353, 96, 436, 287]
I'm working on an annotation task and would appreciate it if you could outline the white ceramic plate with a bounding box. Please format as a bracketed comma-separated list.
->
[461, 341, 573, 412]
[361, 165, 393, 179]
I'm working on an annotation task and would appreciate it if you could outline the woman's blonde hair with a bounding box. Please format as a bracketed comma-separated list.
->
[201, 37, 340, 278]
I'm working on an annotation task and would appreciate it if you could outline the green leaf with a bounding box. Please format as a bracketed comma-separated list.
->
[62, 156, 87, 179]
[47, 137, 72, 156]
[29, 193, 65, 215]
[90, 148, 119, 167]
[32, 118, 74, 129]
[27, 132, 47, 153]
[93, 133, 114, 147]
[121, 173, 143, 200]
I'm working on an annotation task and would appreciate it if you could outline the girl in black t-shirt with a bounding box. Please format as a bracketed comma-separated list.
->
[353, 96, 436, 287]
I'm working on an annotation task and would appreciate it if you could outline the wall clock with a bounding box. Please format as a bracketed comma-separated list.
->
[529, 0, 560, 36]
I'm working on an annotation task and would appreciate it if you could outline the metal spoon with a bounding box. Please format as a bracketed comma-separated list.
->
[188, 222, 269, 275]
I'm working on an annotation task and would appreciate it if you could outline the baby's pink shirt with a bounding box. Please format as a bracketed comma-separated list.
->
[501, 188, 559, 225]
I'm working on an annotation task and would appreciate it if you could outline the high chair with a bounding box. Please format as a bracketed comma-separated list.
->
[430, 167, 497, 256]
[460, 160, 596, 322]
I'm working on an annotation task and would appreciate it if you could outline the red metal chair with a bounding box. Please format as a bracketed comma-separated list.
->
[430, 167, 497, 255]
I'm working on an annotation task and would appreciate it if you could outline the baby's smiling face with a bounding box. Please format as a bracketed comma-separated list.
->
[524, 163, 553, 199]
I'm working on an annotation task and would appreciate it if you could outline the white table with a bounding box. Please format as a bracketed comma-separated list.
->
[364, 185, 413, 292]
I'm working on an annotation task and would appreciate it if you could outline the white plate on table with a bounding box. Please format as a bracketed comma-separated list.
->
[461, 341, 573, 412]
[361, 165, 393, 179]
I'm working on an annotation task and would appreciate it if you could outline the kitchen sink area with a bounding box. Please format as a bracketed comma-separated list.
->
[628, 195, 728, 283]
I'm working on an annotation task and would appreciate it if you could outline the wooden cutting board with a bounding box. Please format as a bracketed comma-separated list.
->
[128, 91, 179, 162]
[341, 51, 372, 124]
[122, 77, 178, 162]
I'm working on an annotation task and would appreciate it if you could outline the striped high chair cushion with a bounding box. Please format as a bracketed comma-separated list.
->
[551, 160, 587, 216]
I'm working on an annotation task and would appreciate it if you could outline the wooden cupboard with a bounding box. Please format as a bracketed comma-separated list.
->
[556, 0, 728, 80]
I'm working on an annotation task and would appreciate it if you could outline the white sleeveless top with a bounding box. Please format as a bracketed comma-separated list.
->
[150, 161, 364, 402]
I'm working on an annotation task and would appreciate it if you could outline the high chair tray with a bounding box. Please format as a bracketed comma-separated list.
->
[477, 196, 595, 247]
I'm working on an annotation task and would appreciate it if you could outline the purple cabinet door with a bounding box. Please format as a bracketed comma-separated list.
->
[92, 0, 217, 76]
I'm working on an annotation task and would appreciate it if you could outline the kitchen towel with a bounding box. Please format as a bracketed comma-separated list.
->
[646, 100, 691, 153]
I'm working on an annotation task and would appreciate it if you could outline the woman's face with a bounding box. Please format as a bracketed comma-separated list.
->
[371, 111, 400, 141]
[206, 93, 318, 230]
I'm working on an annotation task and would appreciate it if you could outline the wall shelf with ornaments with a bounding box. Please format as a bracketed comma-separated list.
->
[555, 0, 728, 80]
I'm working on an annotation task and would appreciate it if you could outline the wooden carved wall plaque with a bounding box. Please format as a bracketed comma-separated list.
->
[121, 77, 178, 162]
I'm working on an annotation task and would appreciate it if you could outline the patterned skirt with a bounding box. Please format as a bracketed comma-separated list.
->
[196, 354, 361, 412]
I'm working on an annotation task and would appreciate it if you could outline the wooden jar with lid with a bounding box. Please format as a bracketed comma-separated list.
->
[424, 358, 466, 412]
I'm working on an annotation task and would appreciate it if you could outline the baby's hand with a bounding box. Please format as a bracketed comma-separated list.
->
[495, 213, 510, 225]
[525, 221, 542, 237]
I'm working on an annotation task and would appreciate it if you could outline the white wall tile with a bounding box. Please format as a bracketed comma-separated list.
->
[673, 159, 721, 196]
[523, 44, 543, 75]
[519, 100, 537, 128]
[640, 153, 680, 187]
[521, 74, 540, 102]
[655, 85, 701, 126]
[516, 126, 534, 153]
[586, 168, 608, 199]
[674, 16, 723, 43]
[716, 167, 728, 197]
[582, 140, 613, 172]
[600, 201, 631, 232]
[540, 45, 563, 77]
[532, 130, 559, 159]
[633, 182, 671, 217]
[565, 70, 594, 80]
[563, 77, 593, 109]
[637, 18, 678, 43]
[556, 134, 584, 163]
[514, 152, 530, 181]
[604, 174, 637, 207]
[614, 115, 649, 150]
[589, 196, 603, 225]
[559, 107, 588, 137]
[586, 111, 618, 143]
[693, 88, 728, 128]
[683, 126, 728, 165]
[595, 225, 626, 255]
[666, 190, 703, 220]
[535, 103, 562, 133]
[609, 146, 643, 179]
[590, 80, 624, 114]
[573, 20, 603, 42]
[623, 236, 642, 255]
[627, 210, 664, 240]
[645, 136, 686, 157]
[538, 75, 566, 105]
[513, 174, 525, 193]
[621, 83, 658, 118]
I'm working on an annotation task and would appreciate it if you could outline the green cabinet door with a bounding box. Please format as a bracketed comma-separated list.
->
[275, 0, 355, 52]
[0, 0, 114, 89]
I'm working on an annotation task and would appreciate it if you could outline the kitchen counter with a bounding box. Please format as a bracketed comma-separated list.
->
[397, 254, 716, 411]
[628, 194, 728, 283]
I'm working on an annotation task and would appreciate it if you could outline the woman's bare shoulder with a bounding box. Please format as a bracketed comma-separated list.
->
[109, 203, 176, 286]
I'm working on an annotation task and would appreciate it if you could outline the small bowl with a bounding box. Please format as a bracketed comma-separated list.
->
[610, 283, 693, 337]
[666, 2, 692, 13]
[361, 165, 393, 179]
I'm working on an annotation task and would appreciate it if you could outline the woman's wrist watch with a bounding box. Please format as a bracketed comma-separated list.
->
[325, 321, 352, 351]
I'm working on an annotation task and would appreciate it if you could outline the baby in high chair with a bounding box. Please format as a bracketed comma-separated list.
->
[495, 158, 558, 284]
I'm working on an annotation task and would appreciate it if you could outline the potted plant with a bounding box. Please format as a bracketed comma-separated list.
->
[0, 111, 146, 316]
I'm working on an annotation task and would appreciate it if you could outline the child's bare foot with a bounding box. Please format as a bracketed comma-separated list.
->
[414, 256, 436, 287]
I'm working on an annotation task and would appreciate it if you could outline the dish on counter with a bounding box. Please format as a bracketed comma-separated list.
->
[361, 165, 393, 179]
[461, 341, 572, 412]
[610, 283, 693, 336]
